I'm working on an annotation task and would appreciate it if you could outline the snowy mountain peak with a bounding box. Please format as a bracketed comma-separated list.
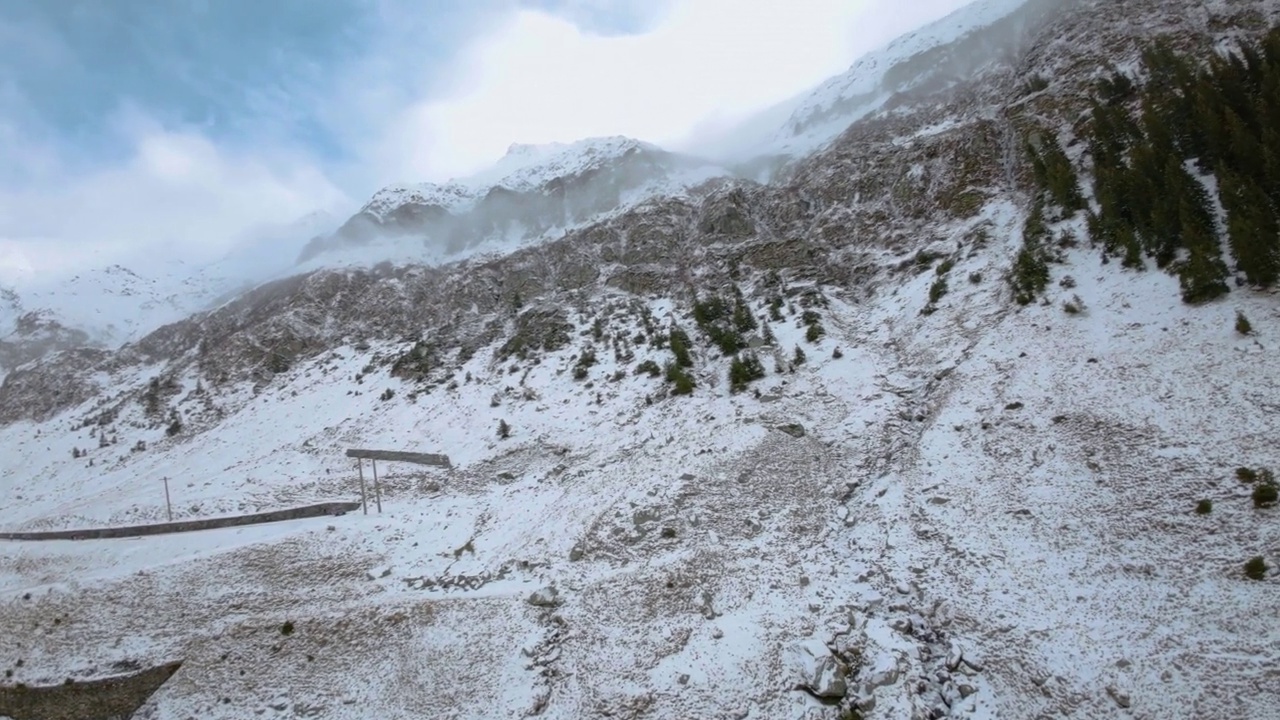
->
[0, 209, 340, 376]
[742, 0, 1067, 159]
[502, 135, 652, 162]
[360, 182, 476, 222]
[362, 136, 669, 222]
[464, 135, 662, 193]
[309, 135, 730, 265]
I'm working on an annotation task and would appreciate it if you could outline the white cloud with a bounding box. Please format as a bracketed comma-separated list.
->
[0, 118, 348, 284]
[371, 0, 973, 183]
[0, 0, 974, 284]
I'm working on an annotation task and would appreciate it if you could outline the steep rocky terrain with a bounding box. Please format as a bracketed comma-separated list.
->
[2, 1, 1279, 719]
[297, 136, 732, 266]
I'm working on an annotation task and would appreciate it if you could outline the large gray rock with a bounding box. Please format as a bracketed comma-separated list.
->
[776, 423, 807, 438]
[788, 639, 848, 699]
[1107, 685, 1132, 709]
[527, 586, 561, 607]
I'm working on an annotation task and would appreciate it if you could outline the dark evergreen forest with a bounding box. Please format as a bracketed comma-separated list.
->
[1021, 26, 1280, 305]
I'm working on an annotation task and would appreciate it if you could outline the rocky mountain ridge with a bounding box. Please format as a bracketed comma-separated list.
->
[6, 0, 1278, 450]
[0, 0, 1073, 374]
[296, 136, 732, 266]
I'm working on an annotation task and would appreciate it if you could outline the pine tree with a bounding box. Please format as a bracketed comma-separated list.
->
[728, 353, 766, 394]
[497, 419, 511, 439]
[1191, 83, 1227, 172]
[1224, 109, 1267, 182]
[731, 289, 758, 334]
[1095, 70, 1135, 106]
[665, 363, 695, 396]
[1262, 126, 1280, 210]
[1027, 133, 1085, 213]
[1175, 197, 1230, 304]
[669, 327, 694, 367]
[1008, 244, 1049, 303]
[1236, 311, 1253, 335]
[1219, 168, 1280, 286]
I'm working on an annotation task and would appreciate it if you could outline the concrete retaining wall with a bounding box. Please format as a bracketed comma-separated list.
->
[0, 661, 182, 720]
[0, 502, 361, 541]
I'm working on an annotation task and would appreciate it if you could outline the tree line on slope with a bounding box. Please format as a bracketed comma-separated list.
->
[1021, 25, 1280, 305]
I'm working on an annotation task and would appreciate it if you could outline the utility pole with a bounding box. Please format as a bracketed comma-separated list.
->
[357, 459, 368, 514]
[372, 459, 383, 514]
[163, 477, 173, 522]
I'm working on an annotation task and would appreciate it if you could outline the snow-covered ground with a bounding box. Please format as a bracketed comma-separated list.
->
[2, 198, 1276, 718]
[5, 0, 1280, 716]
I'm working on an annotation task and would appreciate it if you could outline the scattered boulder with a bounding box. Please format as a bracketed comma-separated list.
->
[776, 423, 807, 438]
[698, 589, 719, 619]
[866, 667, 900, 689]
[527, 586, 561, 608]
[960, 649, 985, 672]
[1107, 685, 1132, 709]
[366, 566, 392, 581]
[946, 640, 964, 672]
[788, 639, 849, 699]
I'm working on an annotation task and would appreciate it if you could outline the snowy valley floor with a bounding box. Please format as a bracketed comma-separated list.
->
[2, 224, 1279, 719]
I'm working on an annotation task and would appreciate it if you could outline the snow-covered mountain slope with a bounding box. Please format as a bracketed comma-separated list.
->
[2, 203, 1277, 719]
[719, 0, 1070, 165]
[3, 0, 1280, 718]
[14, 264, 221, 341]
[0, 211, 340, 377]
[298, 136, 732, 267]
[0, 264, 204, 377]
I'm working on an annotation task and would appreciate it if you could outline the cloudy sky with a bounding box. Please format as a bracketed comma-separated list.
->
[0, 0, 970, 283]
